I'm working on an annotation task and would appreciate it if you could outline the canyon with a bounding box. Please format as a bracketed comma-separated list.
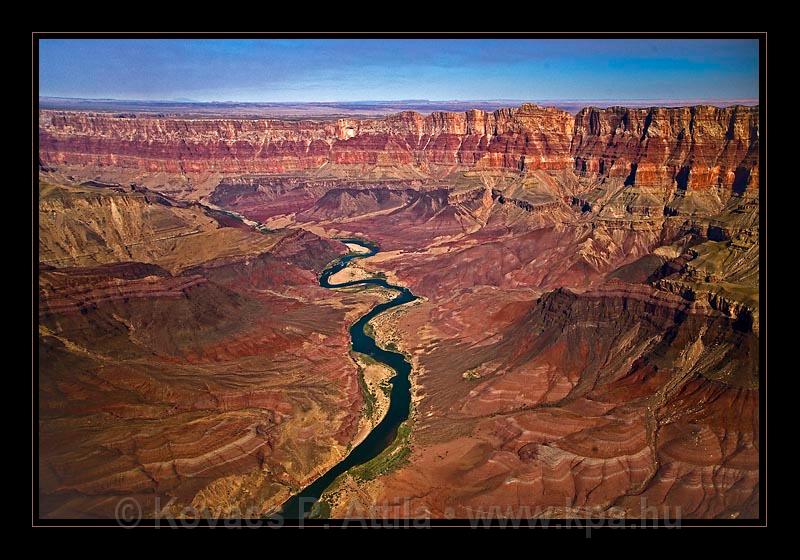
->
[37, 102, 760, 520]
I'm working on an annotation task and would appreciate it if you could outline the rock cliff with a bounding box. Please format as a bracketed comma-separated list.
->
[39, 104, 758, 198]
[572, 105, 759, 194]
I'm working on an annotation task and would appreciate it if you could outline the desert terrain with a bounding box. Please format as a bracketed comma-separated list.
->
[37, 101, 760, 520]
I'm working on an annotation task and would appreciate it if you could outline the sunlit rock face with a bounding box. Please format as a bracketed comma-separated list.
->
[39, 104, 758, 190]
[37, 102, 760, 520]
[571, 105, 759, 195]
[38, 104, 576, 175]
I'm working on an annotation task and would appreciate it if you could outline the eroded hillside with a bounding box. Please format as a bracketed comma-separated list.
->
[37, 103, 761, 519]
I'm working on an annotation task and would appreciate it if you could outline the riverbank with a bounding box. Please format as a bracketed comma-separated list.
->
[329, 265, 374, 284]
[277, 237, 419, 519]
[344, 242, 371, 255]
[319, 296, 424, 517]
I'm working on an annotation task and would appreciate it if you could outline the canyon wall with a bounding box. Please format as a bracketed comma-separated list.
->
[572, 105, 760, 192]
[39, 104, 759, 194]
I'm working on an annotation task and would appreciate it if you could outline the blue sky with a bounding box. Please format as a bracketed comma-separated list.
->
[38, 38, 759, 102]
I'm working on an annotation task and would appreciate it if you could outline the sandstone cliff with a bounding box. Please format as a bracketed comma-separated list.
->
[572, 105, 759, 194]
[39, 104, 758, 198]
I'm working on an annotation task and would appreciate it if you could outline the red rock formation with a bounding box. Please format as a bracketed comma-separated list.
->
[37, 180, 390, 519]
[39, 104, 758, 197]
[330, 280, 758, 519]
[38, 104, 577, 176]
[571, 105, 759, 193]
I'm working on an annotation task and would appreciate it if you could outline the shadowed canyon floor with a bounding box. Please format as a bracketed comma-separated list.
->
[38, 103, 760, 520]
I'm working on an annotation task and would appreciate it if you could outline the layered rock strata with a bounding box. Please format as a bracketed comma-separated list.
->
[40, 104, 758, 198]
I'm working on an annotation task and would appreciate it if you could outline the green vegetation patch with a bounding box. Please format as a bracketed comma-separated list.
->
[358, 369, 376, 420]
[351, 350, 379, 367]
[351, 351, 380, 419]
[348, 421, 413, 482]
[335, 285, 369, 294]
[309, 498, 332, 520]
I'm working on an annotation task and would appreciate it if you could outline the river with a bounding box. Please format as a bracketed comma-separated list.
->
[278, 238, 418, 518]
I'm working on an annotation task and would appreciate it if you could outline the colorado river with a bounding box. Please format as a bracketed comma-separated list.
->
[279, 238, 418, 518]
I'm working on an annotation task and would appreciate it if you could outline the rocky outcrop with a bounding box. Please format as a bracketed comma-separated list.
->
[493, 189, 563, 215]
[571, 105, 759, 194]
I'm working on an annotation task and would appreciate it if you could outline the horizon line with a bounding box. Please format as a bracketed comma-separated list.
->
[40, 95, 760, 103]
